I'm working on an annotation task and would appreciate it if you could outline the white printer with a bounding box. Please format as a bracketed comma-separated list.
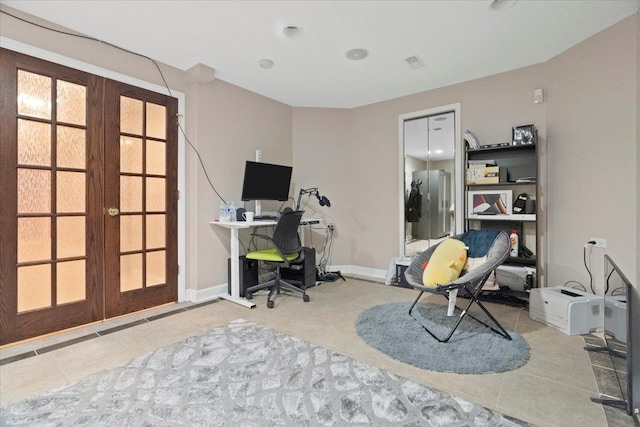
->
[529, 286, 603, 335]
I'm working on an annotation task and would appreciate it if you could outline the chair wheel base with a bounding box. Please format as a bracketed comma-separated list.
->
[245, 293, 253, 300]
[267, 300, 274, 309]
[303, 294, 310, 302]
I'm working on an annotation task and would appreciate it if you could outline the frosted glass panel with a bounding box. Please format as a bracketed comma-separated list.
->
[57, 260, 86, 304]
[120, 176, 142, 213]
[120, 96, 143, 135]
[17, 264, 52, 312]
[57, 126, 86, 169]
[18, 217, 51, 263]
[120, 137, 143, 174]
[146, 177, 165, 212]
[146, 103, 166, 139]
[18, 119, 51, 166]
[146, 214, 165, 249]
[17, 169, 50, 214]
[57, 171, 86, 213]
[146, 140, 165, 176]
[146, 250, 165, 287]
[120, 215, 142, 252]
[120, 254, 143, 292]
[56, 80, 86, 125]
[57, 216, 85, 258]
[17, 70, 51, 120]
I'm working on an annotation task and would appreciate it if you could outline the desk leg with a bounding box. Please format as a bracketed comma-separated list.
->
[218, 226, 255, 308]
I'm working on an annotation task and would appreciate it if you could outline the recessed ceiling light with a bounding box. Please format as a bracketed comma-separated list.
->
[346, 48, 369, 61]
[433, 127, 442, 131]
[490, 0, 518, 11]
[283, 26, 304, 38]
[435, 149, 443, 154]
[434, 116, 447, 122]
[405, 55, 425, 70]
[258, 59, 274, 69]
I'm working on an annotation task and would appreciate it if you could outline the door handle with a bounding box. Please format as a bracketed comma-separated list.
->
[108, 207, 120, 216]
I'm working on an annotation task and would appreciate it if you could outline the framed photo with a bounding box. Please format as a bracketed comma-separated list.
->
[468, 190, 512, 216]
[512, 124, 536, 146]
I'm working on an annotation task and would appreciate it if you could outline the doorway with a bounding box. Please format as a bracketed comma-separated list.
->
[399, 104, 463, 256]
[0, 49, 178, 345]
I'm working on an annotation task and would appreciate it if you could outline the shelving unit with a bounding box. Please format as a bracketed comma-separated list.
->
[465, 143, 539, 296]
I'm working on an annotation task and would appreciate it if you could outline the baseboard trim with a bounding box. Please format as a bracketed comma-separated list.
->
[185, 266, 387, 303]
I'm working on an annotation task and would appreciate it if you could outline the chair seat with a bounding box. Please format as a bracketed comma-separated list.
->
[246, 248, 300, 262]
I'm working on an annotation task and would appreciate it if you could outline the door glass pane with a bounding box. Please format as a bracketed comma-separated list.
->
[120, 137, 143, 174]
[17, 70, 51, 120]
[120, 176, 142, 212]
[17, 169, 51, 213]
[146, 214, 165, 249]
[57, 126, 86, 169]
[121, 254, 143, 292]
[57, 216, 85, 258]
[146, 250, 165, 287]
[56, 80, 86, 125]
[146, 177, 165, 212]
[146, 140, 165, 176]
[57, 171, 86, 213]
[146, 103, 166, 139]
[18, 217, 51, 263]
[18, 119, 51, 166]
[17, 264, 52, 312]
[57, 260, 86, 304]
[120, 96, 143, 135]
[120, 215, 142, 252]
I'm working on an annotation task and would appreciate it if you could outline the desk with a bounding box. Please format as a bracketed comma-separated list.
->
[210, 218, 320, 308]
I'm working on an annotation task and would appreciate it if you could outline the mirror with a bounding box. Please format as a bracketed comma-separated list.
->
[403, 111, 457, 256]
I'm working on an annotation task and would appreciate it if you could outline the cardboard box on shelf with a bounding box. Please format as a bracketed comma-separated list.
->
[467, 166, 500, 184]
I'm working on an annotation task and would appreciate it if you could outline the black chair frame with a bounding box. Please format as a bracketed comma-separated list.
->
[404, 231, 512, 343]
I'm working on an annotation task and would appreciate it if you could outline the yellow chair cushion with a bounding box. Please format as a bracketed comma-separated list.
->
[246, 248, 300, 262]
[422, 238, 468, 288]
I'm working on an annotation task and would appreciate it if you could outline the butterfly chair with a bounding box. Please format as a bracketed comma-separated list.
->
[404, 229, 511, 343]
[245, 210, 310, 308]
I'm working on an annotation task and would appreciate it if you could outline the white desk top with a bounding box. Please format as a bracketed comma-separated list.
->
[210, 218, 321, 229]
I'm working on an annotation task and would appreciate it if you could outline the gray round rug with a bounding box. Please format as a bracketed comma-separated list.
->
[355, 301, 529, 374]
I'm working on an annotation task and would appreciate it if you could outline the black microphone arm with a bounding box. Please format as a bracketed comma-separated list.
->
[296, 187, 331, 210]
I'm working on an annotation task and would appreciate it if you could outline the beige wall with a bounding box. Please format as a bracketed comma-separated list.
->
[545, 15, 637, 293]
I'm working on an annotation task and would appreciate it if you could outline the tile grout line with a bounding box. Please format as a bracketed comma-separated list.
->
[0, 299, 221, 366]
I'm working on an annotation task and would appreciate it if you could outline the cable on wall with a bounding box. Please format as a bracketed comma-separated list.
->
[1, 8, 227, 203]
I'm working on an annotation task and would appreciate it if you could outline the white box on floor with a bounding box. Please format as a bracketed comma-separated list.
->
[529, 286, 603, 335]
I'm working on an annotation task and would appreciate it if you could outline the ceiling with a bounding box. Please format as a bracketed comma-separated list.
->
[405, 113, 455, 162]
[2, 1, 638, 108]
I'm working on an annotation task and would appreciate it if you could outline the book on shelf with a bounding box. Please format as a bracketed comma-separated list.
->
[464, 130, 480, 149]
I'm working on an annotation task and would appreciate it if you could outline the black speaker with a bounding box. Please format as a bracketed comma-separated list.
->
[228, 255, 259, 297]
[281, 247, 316, 290]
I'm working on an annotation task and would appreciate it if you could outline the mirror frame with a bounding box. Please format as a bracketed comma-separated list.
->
[398, 103, 463, 256]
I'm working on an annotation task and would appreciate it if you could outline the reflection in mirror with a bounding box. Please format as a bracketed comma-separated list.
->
[404, 112, 455, 256]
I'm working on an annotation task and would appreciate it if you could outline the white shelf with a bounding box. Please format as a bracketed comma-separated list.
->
[467, 214, 536, 221]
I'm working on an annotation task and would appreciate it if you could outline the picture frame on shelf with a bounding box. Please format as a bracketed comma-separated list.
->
[468, 190, 513, 216]
[512, 124, 536, 146]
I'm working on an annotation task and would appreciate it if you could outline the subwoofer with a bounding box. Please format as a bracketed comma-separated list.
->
[281, 247, 317, 290]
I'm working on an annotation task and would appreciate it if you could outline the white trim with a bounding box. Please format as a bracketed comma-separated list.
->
[398, 103, 463, 257]
[185, 284, 226, 303]
[327, 265, 387, 280]
[1, 36, 188, 303]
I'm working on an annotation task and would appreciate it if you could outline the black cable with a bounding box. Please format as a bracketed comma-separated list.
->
[562, 280, 586, 292]
[1, 8, 227, 203]
[584, 243, 595, 294]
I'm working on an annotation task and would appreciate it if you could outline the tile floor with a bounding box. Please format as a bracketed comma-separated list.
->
[0, 277, 634, 426]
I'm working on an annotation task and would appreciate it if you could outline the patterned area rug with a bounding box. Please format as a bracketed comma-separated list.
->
[0, 319, 531, 426]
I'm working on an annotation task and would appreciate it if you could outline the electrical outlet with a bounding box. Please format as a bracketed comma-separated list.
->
[590, 237, 606, 248]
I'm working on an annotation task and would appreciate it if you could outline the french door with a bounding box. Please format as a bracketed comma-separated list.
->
[0, 49, 178, 345]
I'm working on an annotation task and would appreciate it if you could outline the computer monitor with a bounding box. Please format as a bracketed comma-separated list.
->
[241, 161, 292, 202]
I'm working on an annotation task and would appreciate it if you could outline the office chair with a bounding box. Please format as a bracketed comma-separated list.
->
[404, 229, 511, 343]
[245, 210, 310, 308]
